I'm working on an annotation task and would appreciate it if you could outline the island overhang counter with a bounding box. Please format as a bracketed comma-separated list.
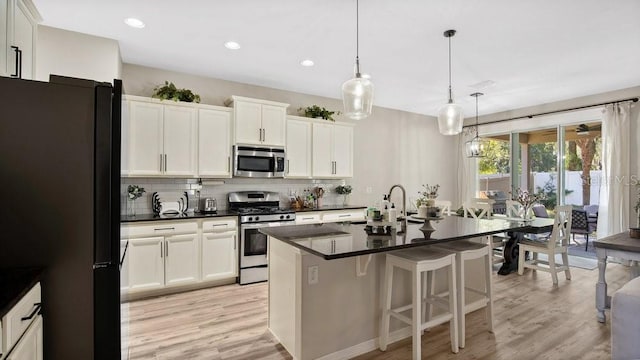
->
[261, 217, 549, 360]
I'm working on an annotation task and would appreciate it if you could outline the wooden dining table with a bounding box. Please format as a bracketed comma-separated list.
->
[494, 217, 555, 275]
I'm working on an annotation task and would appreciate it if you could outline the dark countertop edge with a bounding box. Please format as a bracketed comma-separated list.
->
[266, 227, 529, 260]
[0, 267, 44, 318]
[120, 205, 367, 223]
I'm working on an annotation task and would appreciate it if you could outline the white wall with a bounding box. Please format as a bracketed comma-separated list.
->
[121, 63, 459, 212]
[36, 25, 122, 83]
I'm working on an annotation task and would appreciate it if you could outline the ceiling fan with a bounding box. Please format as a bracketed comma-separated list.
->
[575, 123, 602, 135]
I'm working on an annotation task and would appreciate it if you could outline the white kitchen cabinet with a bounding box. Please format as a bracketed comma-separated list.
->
[229, 96, 288, 146]
[295, 212, 322, 225]
[2, 283, 42, 360]
[310, 235, 353, 254]
[127, 236, 165, 292]
[122, 220, 207, 296]
[122, 96, 197, 177]
[120, 240, 129, 292]
[312, 122, 354, 178]
[321, 209, 365, 223]
[198, 107, 233, 178]
[201, 218, 238, 282]
[5, 315, 42, 360]
[1, 0, 40, 79]
[164, 233, 199, 286]
[285, 116, 312, 178]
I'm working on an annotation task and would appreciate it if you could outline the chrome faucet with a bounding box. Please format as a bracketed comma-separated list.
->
[387, 184, 407, 233]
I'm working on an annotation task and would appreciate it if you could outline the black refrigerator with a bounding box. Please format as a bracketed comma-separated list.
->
[0, 75, 122, 360]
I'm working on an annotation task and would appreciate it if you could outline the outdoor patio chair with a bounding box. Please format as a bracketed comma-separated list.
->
[571, 209, 595, 251]
[583, 204, 598, 232]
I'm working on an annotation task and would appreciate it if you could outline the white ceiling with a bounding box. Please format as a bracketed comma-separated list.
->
[33, 0, 640, 117]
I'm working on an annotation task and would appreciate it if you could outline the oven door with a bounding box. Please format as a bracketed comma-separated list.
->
[240, 226, 269, 268]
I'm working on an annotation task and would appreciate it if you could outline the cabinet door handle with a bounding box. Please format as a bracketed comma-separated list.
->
[262, 128, 266, 142]
[160, 154, 163, 172]
[212, 224, 227, 227]
[258, 128, 262, 142]
[339, 214, 350, 218]
[165, 242, 169, 257]
[227, 156, 231, 172]
[164, 154, 168, 172]
[287, 160, 290, 175]
[160, 242, 163, 258]
[154, 227, 175, 231]
[10, 46, 19, 78]
[233, 235, 237, 250]
[21, 303, 41, 321]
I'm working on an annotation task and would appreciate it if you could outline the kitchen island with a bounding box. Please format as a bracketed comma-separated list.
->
[262, 216, 549, 360]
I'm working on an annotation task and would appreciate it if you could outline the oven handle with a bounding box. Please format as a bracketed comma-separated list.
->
[240, 221, 295, 230]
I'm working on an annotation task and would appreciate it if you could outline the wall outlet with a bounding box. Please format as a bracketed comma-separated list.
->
[366, 186, 373, 194]
[308, 265, 319, 285]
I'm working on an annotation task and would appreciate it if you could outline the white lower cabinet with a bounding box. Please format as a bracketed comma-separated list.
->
[2, 283, 42, 360]
[201, 218, 238, 282]
[309, 235, 353, 254]
[165, 233, 199, 286]
[128, 236, 165, 292]
[5, 315, 42, 360]
[122, 218, 238, 297]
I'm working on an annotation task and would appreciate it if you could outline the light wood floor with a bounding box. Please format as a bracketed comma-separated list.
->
[123, 263, 630, 360]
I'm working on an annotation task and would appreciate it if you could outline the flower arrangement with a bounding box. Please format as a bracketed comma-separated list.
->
[127, 185, 146, 200]
[416, 184, 440, 207]
[511, 188, 542, 209]
[335, 185, 352, 195]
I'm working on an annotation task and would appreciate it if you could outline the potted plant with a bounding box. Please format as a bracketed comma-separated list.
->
[299, 105, 341, 121]
[127, 185, 146, 216]
[335, 185, 352, 206]
[152, 81, 201, 103]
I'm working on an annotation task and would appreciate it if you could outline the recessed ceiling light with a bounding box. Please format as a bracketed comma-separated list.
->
[224, 41, 241, 50]
[300, 59, 314, 67]
[124, 18, 145, 29]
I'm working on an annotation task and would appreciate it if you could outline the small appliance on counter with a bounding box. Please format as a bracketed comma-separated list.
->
[201, 197, 217, 213]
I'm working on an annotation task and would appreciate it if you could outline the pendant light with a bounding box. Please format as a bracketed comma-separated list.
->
[342, 0, 373, 120]
[465, 92, 488, 158]
[437, 29, 463, 135]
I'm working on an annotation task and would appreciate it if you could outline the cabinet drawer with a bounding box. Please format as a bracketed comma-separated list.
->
[123, 221, 198, 238]
[321, 209, 366, 223]
[3, 282, 41, 353]
[202, 218, 237, 232]
[295, 213, 322, 224]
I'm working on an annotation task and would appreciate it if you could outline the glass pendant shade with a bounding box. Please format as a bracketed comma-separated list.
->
[465, 136, 488, 157]
[342, 75, 374, 120]
[437, 101, 464, 135]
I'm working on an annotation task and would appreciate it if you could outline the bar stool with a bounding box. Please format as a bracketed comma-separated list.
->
[434, 238, 494, 348]
[379, 247, 459, 359]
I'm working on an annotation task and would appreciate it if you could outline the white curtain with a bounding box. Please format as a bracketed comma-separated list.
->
[597, 102, 631, 238]
[456, 129, 478, 208]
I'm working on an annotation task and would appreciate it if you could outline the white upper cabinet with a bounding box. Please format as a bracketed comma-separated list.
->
[198, 107, 233, 178]
[122, 96, 197, 177]
[229, 96, 288, 146]
[312, 121, 354, 178]
[285, 116, 312, 178]
[1, 0, 41, 79]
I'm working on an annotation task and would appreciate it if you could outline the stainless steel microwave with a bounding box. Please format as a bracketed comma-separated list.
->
[233, 145, 286, 178]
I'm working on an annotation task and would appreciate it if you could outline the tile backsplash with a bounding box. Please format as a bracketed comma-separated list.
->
[121, 177, 349, 215]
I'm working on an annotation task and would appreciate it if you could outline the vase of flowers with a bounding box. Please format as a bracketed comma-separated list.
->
[417, 184, 440, 207]
[511, 188, 542, 220]
[335, 185, 352, 206]
[127, 185, 146, 216]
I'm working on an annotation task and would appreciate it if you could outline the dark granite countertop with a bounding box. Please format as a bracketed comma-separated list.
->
[121, 210, 238, 223]
[0, 267, 43, 318]
[261, 216, 555, 260]
[121, 205, 367, 223]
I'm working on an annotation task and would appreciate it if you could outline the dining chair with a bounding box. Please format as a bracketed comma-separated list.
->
[505, 200, 522, 218]
[434, 200, 452, 216]
[463, 200, 504, 267]
[518, 205, 573, 285]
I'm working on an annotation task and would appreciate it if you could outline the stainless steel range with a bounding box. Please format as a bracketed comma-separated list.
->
[228, 191, 296, 285]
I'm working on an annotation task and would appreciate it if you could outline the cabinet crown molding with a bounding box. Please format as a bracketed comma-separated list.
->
[226, 95, 290, 109]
